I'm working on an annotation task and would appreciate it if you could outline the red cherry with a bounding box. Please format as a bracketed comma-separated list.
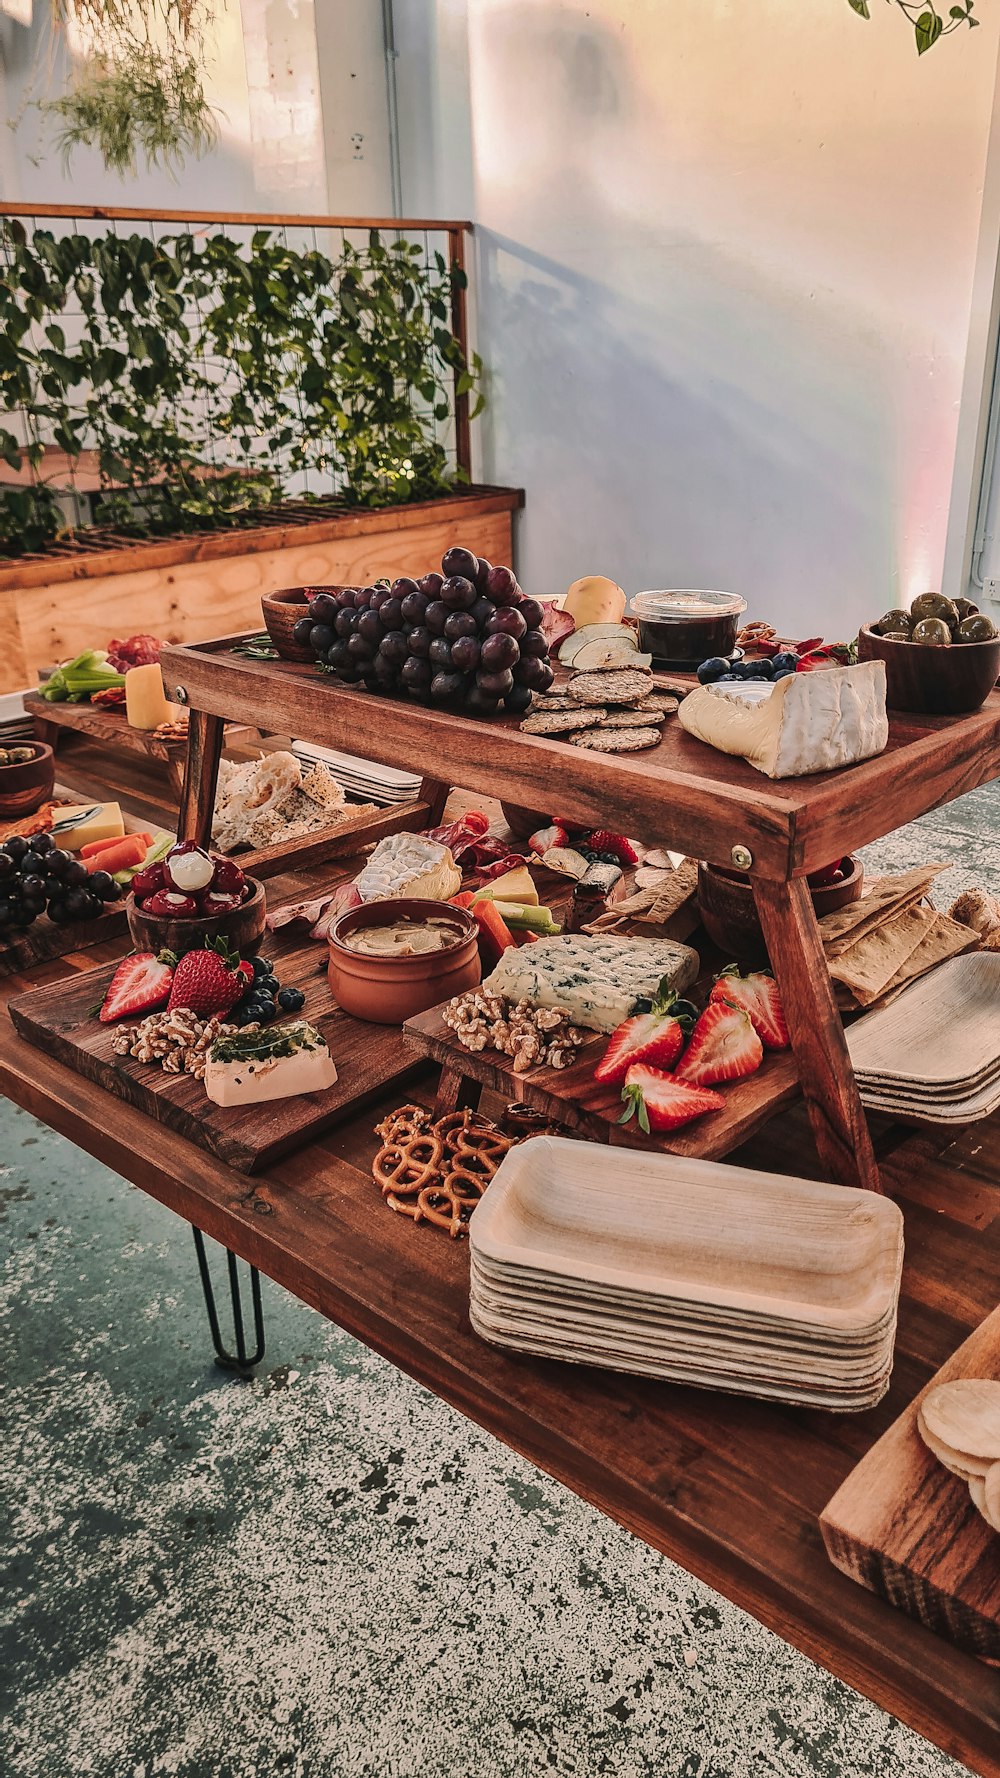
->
[143, 888, 199, 917]
[210, 856, 246, 895]
[200, 890, 244, 915]
[130, 862, 165, 898]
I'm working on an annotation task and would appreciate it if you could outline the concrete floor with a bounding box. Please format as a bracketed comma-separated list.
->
[3, 785, 998, 1778]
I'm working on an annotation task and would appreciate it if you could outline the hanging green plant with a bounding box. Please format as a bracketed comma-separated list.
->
[40, 0, 219, 174]
[846, 0, 979, 53]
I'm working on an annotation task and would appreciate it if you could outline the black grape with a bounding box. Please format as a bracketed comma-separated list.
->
[471, 596, 495, 630]
[354, 587, 373, 609]
[293, 615, 314, 647]
[514, 656, 554, 692]
[335, 607, 357, 638]
[379, 630, 409, 665]
[309, 591, 338, 624]
[431, 670, 465, 702]
[480, 633, 520, 673]
[487, 606, 527, 640]
[358, 609, 382, 644]
[441, 546, 479, 581]
[326, 640, 351, 669]
[401, 656, 432, 693]
[450, 635, 480, 673]
[441, 575, 476, 611]
[310, 623, 335, 654]
[429, 637, 454, 668]
[425, 600, 449, 635]
[519, 598, 544, 629]
[476, 557, 492, 587]
[379, 598, 404, 630]
[347, 633, 374, 663]
[444, 610, 476, 640]
[400, 590, 428, 625]
[520, 630, 549, 659]
[486, 564, 519, 604]
[477, 666, 514, 697]
[391, 577, 420, 602]
[407, 625, 431, 658]
[504, 683, 533, 714]
[418, 572, 443, 598]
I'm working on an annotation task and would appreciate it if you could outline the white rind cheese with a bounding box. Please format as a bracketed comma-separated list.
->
[204, 1021, 337, 1106]
[482, 935, 699, 1032]
[677, 662, 888, 779]
[355, 833, 462, 903]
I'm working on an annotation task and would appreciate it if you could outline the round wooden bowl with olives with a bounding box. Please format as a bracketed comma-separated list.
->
[858, 593, 999, 715]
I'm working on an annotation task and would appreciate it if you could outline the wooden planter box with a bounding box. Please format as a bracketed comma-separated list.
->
[0, 485, 523, 695]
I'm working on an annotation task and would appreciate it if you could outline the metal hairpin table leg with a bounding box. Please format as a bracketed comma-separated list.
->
[191, 1226, 265, 1375]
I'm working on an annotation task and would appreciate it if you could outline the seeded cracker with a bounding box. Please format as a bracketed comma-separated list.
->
[569, 726, 662, 753]
[568, 668, 653, 706]
[520, 707, 605, 736]
[597, 706, 669, 729]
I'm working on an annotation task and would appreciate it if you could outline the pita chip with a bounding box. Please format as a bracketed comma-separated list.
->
[819, 864, 950, 956]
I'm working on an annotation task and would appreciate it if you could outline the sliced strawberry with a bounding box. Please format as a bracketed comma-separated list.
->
[584, 830, 639, 866]
[674, 1000, 763, 1086]
[709, 968, 789, 1050]
[167, 940, 248, 1017]
[99, 949, 174, 1023]
[619, 1065, 724, 1134]
[594, 985, 695, 1085]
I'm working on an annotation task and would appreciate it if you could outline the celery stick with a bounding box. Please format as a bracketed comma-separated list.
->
[484, 900, 560, 934]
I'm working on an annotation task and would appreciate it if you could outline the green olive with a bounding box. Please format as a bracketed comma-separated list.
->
[911, 617, 952, 646]
[910, 592, 959, 628]
[873, 608, 912, 635]
[956, 613, 997, 643]
[953, 598, 979, 622]
[880, 627, 912, 642]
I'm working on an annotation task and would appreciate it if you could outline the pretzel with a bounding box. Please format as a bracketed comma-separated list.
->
[737, 620, 776, 647]
[374, 1103, 432, 1144]
[372, 1135, 443, 1197]
[372, 1104, 514, 1238]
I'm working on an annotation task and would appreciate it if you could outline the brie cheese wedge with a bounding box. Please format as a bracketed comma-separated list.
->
[355, 832, 462, 902]
[204, 1021, 337, 1106]
[677, 662, 888, 778]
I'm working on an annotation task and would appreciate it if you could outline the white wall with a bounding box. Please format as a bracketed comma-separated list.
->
[1, 0, 390, 214]
[401, 0, 1000, 637]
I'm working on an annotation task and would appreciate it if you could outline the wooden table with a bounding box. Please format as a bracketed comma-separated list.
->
[1, 889, 998, 1773]
[161, 635, 1000, 1197]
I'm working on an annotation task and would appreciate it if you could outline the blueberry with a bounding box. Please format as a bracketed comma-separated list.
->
[696, 656, 730, 684]
[773, 666, 797, 679]
[631, 997, 653, 1014]
[256, 999, 277, 1023]
[244, 993, 273, 1019]
[277, 986, 305, 1012]
[250, 955, 271, 980]
[231, 1005, 257, 1028]
[716, 673, 742, 681]
[751, 657, 775, 679]
[772, 651, 799, 672]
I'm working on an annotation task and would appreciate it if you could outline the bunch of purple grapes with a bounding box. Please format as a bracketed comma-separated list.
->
[292, 546, 555, 716]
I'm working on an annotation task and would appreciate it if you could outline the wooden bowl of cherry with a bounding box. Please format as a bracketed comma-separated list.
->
[126, 878, 267, 958]
[697, 857, 863, 966]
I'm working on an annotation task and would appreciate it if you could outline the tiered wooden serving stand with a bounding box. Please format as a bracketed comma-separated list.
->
[164, 632, 1000, 1195]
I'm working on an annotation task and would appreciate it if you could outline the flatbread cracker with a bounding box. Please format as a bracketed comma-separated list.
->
[917, 1411, 992, 1478]
[921, 1379, 1000, 1462]
[875, 911, 979, 1001]
[827, 903, 936, 1005]
[568, 668, 653, 706]
[819, 865, 950, 955]
[568, 725, 661, 753]
[637, 858, 700, 924]
[597, 706, 669, 729]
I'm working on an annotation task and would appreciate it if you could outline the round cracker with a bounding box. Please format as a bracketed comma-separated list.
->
[920, 1379, 1000, 1462]
[568, 725, 662, 753]
[568, 668, 652, 705]
[520, 706, 605, 736]
[917, 1413, 989, 1479]
[984, 1461, 1000, 1532]
[598, 706, 668, 729]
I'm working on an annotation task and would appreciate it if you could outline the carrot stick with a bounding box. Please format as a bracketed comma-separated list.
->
[81, 830, 151, 859]
[84, 833, 148, 874]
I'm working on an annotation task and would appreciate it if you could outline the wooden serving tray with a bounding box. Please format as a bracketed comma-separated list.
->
[8, 927, 424, 1172]
[27, 691, 189, 791]
[820, 1305, 1000, 1660]
[404, 1000, 801, 1161]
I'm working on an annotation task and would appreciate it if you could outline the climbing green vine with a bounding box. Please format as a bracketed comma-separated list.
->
[846, 0, 979, 53]
[0, 221, 482, 558]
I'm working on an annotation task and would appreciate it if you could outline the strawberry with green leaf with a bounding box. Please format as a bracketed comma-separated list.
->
[594, 980, 696, 1086]
[619, 1064, 724, 1134]
[167, 938, 253, 1018]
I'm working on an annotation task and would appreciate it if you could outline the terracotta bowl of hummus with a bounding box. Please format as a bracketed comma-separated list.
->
[327, 898, 481, 1025]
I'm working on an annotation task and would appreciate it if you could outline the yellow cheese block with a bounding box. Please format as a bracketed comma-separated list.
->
[125, 663, 173, 731]
[475, 865, 539, 905]
[56, 802, 125, 852]
[563, 575, 626, 628]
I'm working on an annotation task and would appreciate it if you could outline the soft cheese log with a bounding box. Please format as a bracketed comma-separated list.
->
[676, 662, 888, 779]
[204, 1021, 337, 1106]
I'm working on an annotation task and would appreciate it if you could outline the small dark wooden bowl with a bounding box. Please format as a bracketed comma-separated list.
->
[500, 801, 549, 841]
[0, 741, 55, 819]
[697, 857, 864, 966]
[858, 624, 1000, 716]
[261, 586, 350, 662]
[126, 878, 266, 957]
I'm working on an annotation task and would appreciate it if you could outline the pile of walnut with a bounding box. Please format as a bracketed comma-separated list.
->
[442, 988, 589, 1072]
[111, 1008, 257, 1078]
[372, 1103, 514, 1239]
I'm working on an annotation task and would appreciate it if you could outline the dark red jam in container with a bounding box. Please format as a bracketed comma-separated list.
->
[631, 590, 747, 668]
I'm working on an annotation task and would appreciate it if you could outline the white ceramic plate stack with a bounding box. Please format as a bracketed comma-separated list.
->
[291, 741, 422, 806]
[847, 953, 1000, 1124]
[469, 1137, 904, 1412]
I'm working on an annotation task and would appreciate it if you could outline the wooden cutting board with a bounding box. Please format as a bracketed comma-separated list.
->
[820, 1305, 1000, 1660]
[7, 928, 424, 1174]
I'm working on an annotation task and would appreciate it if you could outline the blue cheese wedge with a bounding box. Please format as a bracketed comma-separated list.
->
[482, 935, 699, 1032]
[204, 1021, 337, 1107]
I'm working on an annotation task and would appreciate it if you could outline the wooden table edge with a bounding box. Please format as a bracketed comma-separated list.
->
[1, 1031, 996, 1776]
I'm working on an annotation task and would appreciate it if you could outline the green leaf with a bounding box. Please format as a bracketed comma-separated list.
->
[915, 9, 943, 51]
[847, 0, 870, 14]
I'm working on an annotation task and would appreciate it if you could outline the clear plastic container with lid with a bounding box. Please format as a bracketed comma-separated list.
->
[630, 589, 747, 667]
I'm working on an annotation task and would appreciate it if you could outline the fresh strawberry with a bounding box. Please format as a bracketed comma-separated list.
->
[529, 823, 568, 854]
[99, 949, 174, 1023]
[167, 940, 251, 1017]
[675, 1000, 763, 1085]
[619, 1065, 724, 1134]
[584, 830, 639, 866]
[594, 983, 696, 1085]
[709, 967, 790, 1050]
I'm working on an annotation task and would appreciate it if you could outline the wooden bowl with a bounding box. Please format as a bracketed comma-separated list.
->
[328, 898, 481, 1025]
[261, 587, 348, 662]
[697, 857, 864, 966]
[126, 878, 266, 957]
[0, 741, 55, 820]
[500, 801, 549, 841]
[857, 624, 1000, 716]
